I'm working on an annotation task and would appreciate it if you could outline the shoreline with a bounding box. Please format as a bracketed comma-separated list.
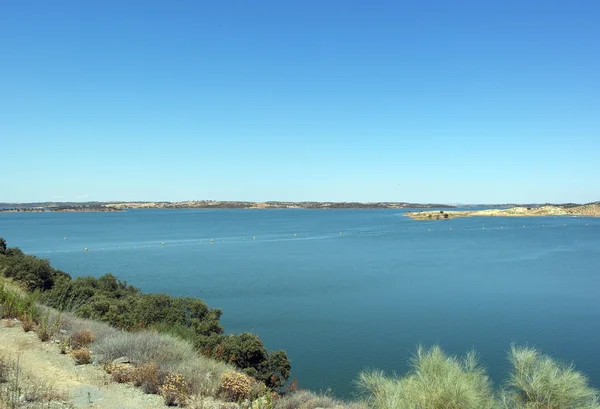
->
[405, 203, 600, 220]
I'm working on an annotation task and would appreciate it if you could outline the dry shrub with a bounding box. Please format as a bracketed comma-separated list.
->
[160, 372, 189, 406]
[21, 316, 35, 332]
[59, 339, 69, 354]
[219, 371, 253, 402]
[71, 329, 95, 349]
[36, 325, 51, 342]
[106, 363, 134, 383]
[274, 390, 363, 409]
[131, 362, 162, 394]
[72, 348, 92, 365]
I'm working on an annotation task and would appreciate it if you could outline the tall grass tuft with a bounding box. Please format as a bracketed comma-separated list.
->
[502, 345, 600, 409]
[275, 390, 366, 409]
[357, 345, 496, 409]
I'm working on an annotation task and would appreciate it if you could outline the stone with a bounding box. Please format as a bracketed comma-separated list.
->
[112, 356, 130, 365]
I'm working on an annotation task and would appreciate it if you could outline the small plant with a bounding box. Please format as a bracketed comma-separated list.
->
[36, 312, 51, 342]
[106, 363, 134, 383]
[72, 348, 92, 365]
[504, 345, 600, 409]
[59, 338, 70, 354]
[357, 346, 495, 409]
[220, 371, 253, 402]
[131, 362, 162, 394]
[251, 380, 268, 400]
[160, 372, 189, 406]
[21, 314, 36, 332]
[71, 329, 95, 349]
[51, 311, 62, 334]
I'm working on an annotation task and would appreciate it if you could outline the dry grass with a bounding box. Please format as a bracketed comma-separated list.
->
[72, 348, 92, 365]
[0, 353, 68, 408]
[92, 329, 232, 396]
[21, 315, 35, 332]
[275, 390, 365, 409]
[131, 362, 162, 394]
[106, 362, 135, 383]
[70, 329, 95, 349]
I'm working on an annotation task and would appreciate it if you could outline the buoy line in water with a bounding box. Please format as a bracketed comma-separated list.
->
[25, 221, 595, 255]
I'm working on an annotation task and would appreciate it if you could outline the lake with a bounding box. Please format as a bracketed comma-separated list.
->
[1, 209, 599, 397]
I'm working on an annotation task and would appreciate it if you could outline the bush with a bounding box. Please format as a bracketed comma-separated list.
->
[357, 346, 495, 409]
[106, 363, 134, 383]
[131, 362, 162, 394]
[71, 329, 95, 349]
[503, 345, 600, 409]
[274, 390, 362, 409]
[209, 333, 291, 390]
[72, 348, 92, 365]
[36, 317, 51, 341]
[21, 315, 35, 332]
[160, 372, 189, 406]
[220, 371, 253, 402]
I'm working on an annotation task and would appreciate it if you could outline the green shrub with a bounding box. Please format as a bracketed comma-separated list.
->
[502, 345, 600, 409]
[357, 346, 495, 409]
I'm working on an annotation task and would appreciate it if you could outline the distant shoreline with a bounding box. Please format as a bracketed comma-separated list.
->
[0, 200, 455, 212]
[1, 200, 598, 214]
[405, 203, 600, 220]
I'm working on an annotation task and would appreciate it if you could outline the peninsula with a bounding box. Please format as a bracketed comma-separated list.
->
[405, 202, 600, 220]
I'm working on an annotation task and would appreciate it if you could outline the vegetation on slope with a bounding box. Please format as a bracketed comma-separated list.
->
[0, 238, 290, 390]
[2, 236, 599, 409]
[358, 346, 599, 409]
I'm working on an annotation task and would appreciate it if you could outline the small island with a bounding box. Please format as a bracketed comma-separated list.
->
[405, 202, 600, 220]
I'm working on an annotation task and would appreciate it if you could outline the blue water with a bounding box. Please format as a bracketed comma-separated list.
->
[1, 209, 599, 396]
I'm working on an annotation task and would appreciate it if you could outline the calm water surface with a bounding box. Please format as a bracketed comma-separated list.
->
[1, 209, 599, 396]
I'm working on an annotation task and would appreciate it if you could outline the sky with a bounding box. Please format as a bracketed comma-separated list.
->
[1, 1, 599, 204]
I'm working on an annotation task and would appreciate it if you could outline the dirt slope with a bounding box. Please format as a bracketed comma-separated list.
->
[0, 319, 167, 409]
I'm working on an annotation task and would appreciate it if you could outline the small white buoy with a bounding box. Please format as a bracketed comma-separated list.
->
[84, 248, 88, 252]
[210, 239, 213, 243]
[161, 242, 165, 246]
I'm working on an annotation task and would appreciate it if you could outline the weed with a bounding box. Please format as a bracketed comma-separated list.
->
[131, 362, 162, 394]
[36, 311, 51, 341]
[21, 314, 36, 332]
[71, 329, 95, 349]
[72, 348, 92, 365]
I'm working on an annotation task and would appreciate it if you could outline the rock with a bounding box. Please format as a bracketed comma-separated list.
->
[112, 356, 130, 365]
[59, 329, 67, 334]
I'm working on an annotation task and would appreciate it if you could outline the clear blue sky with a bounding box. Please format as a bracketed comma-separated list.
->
[1, 1, 599, 204]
